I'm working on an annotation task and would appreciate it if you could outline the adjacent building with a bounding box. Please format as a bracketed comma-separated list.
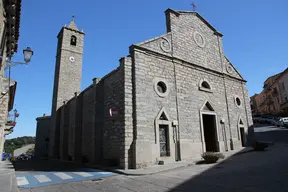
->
[35, 9, 253, 169]
[250, 68, 288, 116]
[0, 0, 22, 158]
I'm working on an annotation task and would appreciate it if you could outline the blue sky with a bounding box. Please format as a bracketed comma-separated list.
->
[7, 0, 288, 138]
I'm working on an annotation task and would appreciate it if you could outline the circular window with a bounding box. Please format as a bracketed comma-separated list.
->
[154, 78, 169, 98]
[157, 81, 167, 93]
[235, 97, 241, 107]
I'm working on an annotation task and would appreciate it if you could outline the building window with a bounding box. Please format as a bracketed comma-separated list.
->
[70, 35, 77, 46]
[282, 82, 285, 90]
[157, 81, 167, 93]
[235, 97, 242, 107]
[159, 125, 170, 157]
[154, 78, 169, 98]
[201, 81, 211, 89]
[199, 79, 213, 93]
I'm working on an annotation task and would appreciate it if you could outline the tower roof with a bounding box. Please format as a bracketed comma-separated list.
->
[67, 16, 79, 31]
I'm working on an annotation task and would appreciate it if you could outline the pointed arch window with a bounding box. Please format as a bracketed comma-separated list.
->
[70, 35, 77, 46]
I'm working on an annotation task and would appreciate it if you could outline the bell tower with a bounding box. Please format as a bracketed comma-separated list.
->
[49, 17, 85, 158]
[51, 16, 85, 114]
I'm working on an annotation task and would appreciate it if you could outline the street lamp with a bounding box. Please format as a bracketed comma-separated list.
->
[0, 47, 34, 99]
[23, 47, 33, 63]
[5, 47, 34, 68]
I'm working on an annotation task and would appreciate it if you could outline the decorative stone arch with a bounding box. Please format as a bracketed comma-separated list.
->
[198, 79, 213, 93]
[200, 100, 216, 112]
[237, 116, 246, 147]
[199, 100, 220, 153]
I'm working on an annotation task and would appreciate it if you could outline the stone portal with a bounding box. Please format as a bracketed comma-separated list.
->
[202, 114, 218, 152]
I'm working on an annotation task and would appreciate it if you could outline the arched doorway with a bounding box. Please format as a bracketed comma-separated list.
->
[200, 101, 219, 152]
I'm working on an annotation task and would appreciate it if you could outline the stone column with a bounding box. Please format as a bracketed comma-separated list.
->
[121, 57, 134, 169]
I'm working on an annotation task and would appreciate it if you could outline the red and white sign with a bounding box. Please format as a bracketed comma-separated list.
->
[109, 108, 119, 117]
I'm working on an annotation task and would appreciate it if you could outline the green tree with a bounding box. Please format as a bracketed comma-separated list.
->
[25, 148, 34, 155]
[4, 136, 35, 154]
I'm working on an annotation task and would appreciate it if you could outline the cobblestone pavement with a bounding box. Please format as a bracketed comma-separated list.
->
[19, 125, 288, 192]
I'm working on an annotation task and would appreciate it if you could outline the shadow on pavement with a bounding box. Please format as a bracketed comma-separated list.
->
[168, 125, 288, 191]
[12, 159, 90, 172]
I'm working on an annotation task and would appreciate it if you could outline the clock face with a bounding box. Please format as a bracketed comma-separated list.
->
[69, 56, 75, 63]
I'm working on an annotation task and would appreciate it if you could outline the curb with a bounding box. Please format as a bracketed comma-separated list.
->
[0, 160, 18, 192]
[84, 148, 255, 176]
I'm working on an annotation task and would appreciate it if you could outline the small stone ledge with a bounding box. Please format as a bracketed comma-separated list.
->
[199, 87, 213, 93]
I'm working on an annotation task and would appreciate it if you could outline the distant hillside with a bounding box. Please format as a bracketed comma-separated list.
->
[4, 136, 35, 154]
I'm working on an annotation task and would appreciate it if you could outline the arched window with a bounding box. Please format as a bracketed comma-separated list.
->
[199, 79, 213, 93]
[201, 81, 211, 89]
[70, 35, 77, 46]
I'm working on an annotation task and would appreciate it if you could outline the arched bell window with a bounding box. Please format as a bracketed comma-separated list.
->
[70, 35, 77, 46]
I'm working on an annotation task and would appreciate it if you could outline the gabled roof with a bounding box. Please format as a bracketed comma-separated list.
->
[165, 8, 223, 37]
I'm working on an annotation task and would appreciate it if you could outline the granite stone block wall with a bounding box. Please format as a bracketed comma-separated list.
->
[53, 65, 127, 167]
[81, 86, 95, 163]
[93, 79, 105, 165]
[121, 57, 134, 169]
[68, 97, 76, 159]
[42, 8, 253, 170]
[35, 116, 51, 158]
[128, 9, 253, 168]
[102, 67, 124, 166]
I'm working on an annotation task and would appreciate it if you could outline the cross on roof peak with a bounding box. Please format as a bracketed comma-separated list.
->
[191, 2, 197, 11]
[68, 15, 79, 31]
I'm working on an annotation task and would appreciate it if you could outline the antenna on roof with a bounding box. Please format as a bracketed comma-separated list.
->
[191, 2, 197, 11]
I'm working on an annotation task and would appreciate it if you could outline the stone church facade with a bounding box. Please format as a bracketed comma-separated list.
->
[35, 8, 253, 169]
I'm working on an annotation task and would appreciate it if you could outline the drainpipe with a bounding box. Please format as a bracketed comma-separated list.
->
[216, 35, 233, 150]
[171, 35, 181, 161]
